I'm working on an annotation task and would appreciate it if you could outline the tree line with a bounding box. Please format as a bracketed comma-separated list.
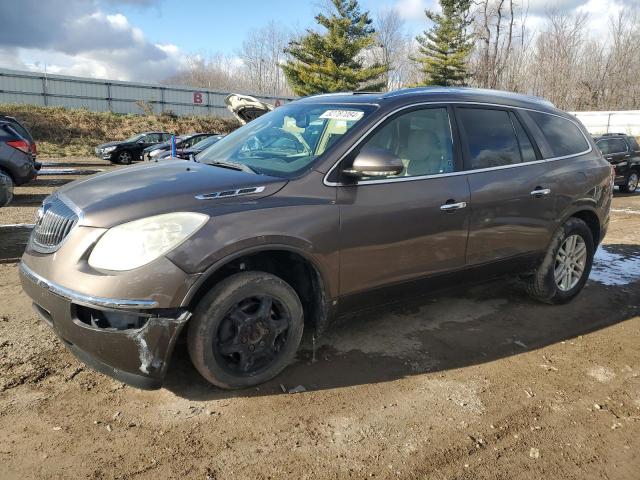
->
[165, 0, 640, 111]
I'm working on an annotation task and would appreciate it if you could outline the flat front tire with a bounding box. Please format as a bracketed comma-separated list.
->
[187, 271, 304, 389]
[523, 217, 594, 304]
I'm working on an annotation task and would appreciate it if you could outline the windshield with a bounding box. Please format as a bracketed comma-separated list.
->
[124, 133, 145, 143]
[197, 103, 375, 178]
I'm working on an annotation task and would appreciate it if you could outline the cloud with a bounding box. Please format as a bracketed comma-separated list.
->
[523, 0, 590, 16]
[394, 0, 429, 20]
[0, 0, 184, 82]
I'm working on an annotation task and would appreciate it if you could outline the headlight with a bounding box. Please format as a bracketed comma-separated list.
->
[149, 149, 161, 157]
[103, 146, 116, 153]
[88, 212, 208, 271]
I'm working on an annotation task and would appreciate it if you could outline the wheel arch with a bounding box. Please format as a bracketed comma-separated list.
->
[0, 165, 16, 183]
[181, 245, 332, 335]
[564, 208, 601, 246]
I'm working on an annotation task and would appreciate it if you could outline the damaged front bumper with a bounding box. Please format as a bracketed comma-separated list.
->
[19, 262, 190, 390]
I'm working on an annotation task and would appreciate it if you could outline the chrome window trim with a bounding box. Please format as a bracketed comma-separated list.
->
[20, 262, 159, 310]
[323, 101, 593, 187]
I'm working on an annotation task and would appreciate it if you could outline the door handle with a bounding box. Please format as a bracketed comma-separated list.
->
[530, 188, 551, 196]
[440, 201, 467, 211]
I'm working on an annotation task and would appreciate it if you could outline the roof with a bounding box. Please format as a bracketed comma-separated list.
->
[297, 87, 558, 113]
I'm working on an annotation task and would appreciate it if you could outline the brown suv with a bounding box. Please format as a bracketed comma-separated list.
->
[19, 88, 613, 390]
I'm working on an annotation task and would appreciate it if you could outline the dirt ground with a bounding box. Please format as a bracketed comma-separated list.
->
[1, 157, 639, 479]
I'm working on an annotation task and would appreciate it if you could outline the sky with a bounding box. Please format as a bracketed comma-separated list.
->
[0, 0, 635, 83]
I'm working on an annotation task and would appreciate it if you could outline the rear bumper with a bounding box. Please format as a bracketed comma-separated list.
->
[19, 262, 190, 389]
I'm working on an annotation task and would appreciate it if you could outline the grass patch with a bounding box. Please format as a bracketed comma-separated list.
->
[0, 104, 240, 157]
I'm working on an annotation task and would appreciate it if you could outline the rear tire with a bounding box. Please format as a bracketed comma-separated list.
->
[0, 171, 14, 207]
[187, 271, 304, 389]
[523, 217, 594, 304]
[620, 170, 639, 193]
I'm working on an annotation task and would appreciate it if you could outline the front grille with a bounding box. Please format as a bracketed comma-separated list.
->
[32, 197, 79, 253]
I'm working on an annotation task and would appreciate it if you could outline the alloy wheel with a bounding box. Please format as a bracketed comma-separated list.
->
[119, 151, 132, 164]
[554, 234, 587, 292]
[628, 172, 639, 192]
[214, 295, 290, 376]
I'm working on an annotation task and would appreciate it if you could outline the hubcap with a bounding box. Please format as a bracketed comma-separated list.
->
[554, 234, 587, 292]
[214, 296, 290, 375]
[629, 172, 639, 192]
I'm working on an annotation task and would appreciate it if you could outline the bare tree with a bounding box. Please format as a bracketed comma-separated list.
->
[471, 0, 519, 89]
[239, 21, 293, 95]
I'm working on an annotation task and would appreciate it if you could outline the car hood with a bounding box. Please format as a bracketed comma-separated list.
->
[55, 160, 287, 228]
[225, 94, 274, 124]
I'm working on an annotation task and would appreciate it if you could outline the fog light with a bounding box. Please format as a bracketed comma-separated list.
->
[75, 305, 148, 331]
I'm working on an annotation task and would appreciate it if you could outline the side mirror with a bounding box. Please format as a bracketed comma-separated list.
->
[343, 147, 404, 179]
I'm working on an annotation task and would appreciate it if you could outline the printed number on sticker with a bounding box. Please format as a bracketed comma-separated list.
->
[320, 110, 364, 121]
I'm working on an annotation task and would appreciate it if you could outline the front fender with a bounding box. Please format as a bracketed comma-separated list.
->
[178, 240, 335, 308]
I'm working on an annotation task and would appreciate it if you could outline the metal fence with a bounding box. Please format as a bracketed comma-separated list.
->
[571, 110, 640, 136]
[0, 68, 295, 118]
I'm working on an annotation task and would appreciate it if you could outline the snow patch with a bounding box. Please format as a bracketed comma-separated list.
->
[590, 247, 640, 286]
[587, 366, 616, 383]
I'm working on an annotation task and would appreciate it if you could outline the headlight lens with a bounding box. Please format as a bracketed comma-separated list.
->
[88, 212, 208, 271]
[103, 146, 116, 153]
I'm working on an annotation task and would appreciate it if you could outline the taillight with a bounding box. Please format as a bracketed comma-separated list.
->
[6, 139, 30, 154]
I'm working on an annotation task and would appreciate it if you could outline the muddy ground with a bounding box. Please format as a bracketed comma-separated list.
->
[0, 157, 639, 479]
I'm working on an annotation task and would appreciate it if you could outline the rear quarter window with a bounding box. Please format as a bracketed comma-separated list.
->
[528, 111, 590, 158]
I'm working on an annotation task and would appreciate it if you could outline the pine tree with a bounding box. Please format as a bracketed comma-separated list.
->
[414, 0, 473, 87]
[282, 0, 386, 96]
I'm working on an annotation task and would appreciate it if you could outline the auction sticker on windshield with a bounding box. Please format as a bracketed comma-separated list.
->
[319, 110, 365, 121]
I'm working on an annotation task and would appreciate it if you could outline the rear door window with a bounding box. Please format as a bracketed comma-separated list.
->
[527, 111, 589, 157]
[456, 108, 521, 169]
[510, 112, 538, 163]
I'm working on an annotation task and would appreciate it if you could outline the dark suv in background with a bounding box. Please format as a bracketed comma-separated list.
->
[95, 131, 171, 164]
[594, 133, 640, 193]
[20, 88, 612, 390]
[0, 116, 40, 206]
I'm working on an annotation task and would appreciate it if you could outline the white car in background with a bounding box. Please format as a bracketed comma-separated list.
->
[225, 93, 274, 124]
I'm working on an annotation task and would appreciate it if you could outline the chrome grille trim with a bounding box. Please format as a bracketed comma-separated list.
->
[195, 186, 266, 200]
[32, 196, 79, 253]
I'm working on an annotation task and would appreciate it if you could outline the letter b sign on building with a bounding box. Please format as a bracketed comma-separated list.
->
[193, 92, 203, 104]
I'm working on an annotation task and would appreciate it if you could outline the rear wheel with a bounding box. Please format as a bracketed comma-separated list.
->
[620, 170, 639, 193]
[0, 171, 14, 207]
[116, 150, 133, 165]
[523, 217, 594, 304]
[187, 271, 304, 389]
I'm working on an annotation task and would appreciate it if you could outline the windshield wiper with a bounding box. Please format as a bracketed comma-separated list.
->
[208, 161, 258, 174]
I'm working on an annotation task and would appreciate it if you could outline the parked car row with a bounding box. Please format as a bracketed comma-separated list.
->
[143, 133, 220, 161]
[0, 115, 40, 207]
